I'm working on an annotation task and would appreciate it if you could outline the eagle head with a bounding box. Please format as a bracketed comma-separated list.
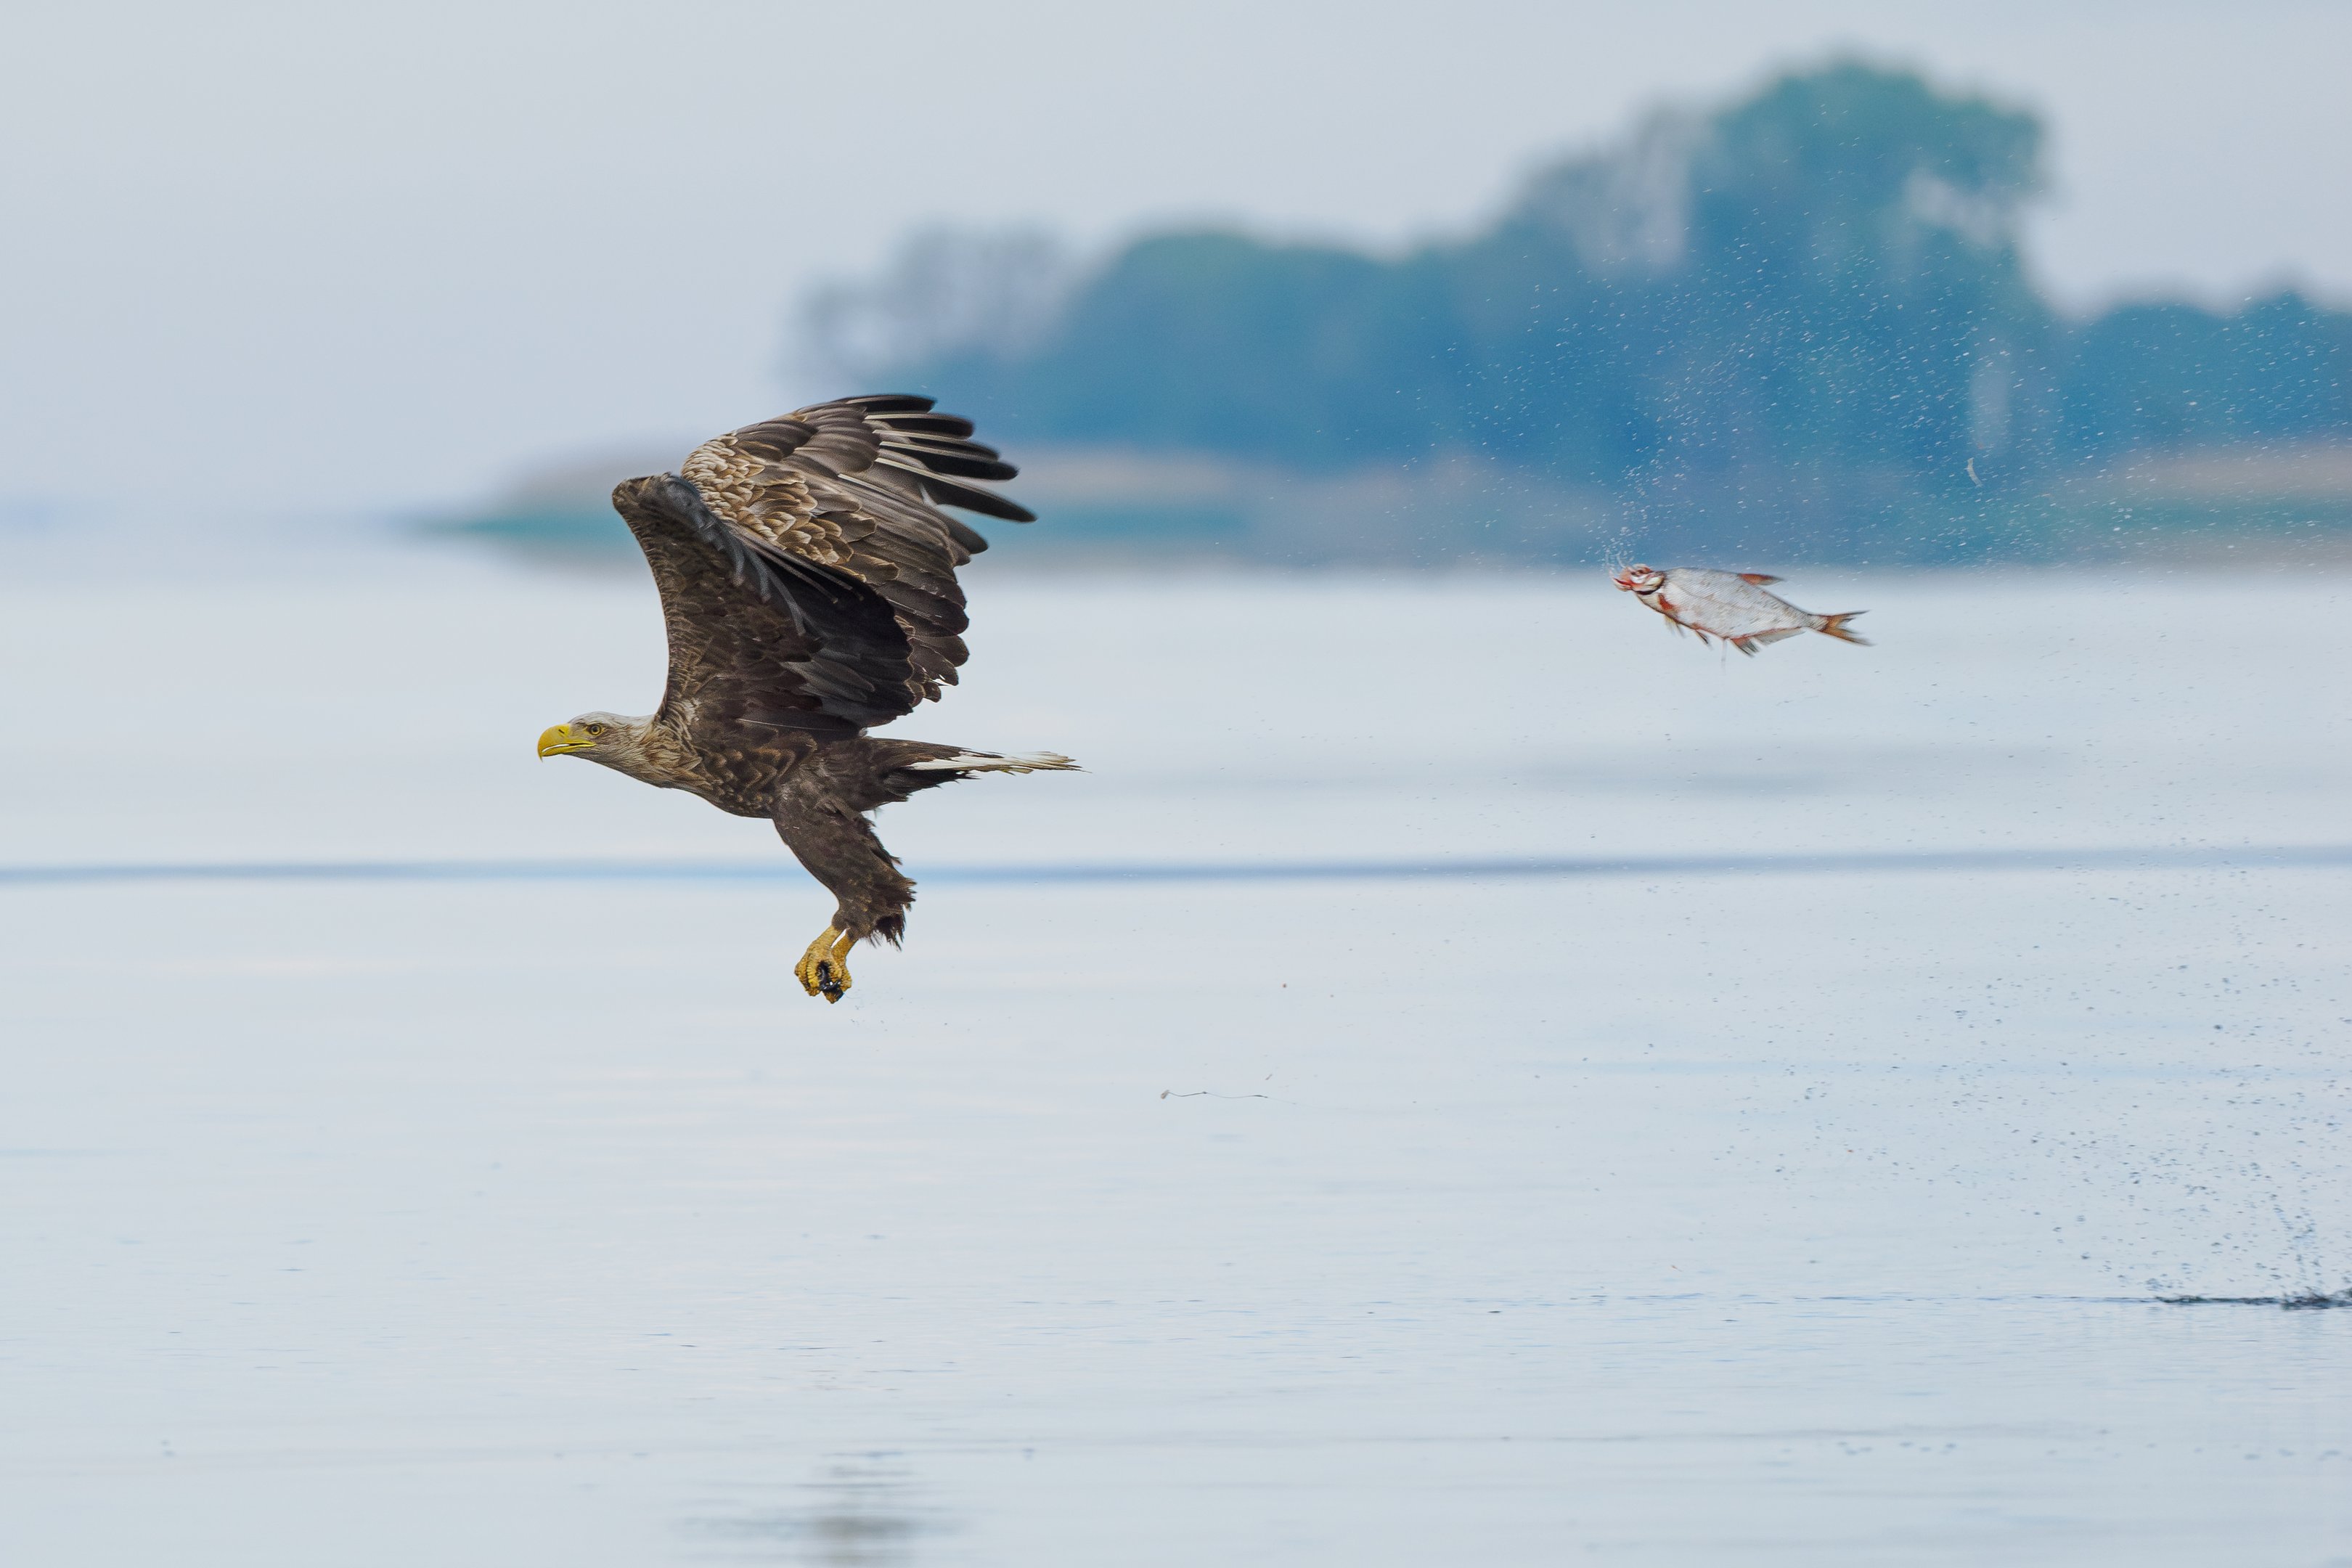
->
[536, 711, 650, 767]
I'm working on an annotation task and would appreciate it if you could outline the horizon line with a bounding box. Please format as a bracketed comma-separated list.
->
[1, 843, 2345, 890]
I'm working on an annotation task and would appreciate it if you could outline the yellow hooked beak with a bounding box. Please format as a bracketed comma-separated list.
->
[537, 724, 595, 758]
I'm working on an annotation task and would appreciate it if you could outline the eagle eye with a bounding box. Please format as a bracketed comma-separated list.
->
[585, 723, 606, 736]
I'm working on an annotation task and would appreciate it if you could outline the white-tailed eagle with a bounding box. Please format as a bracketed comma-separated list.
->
[536, 395, 1074, 1003]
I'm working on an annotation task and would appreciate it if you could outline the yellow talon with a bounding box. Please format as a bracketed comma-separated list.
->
[793, 926, 856, 1003]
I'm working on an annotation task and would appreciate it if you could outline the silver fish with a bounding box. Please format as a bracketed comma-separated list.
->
[1612, 565, 1869, 656]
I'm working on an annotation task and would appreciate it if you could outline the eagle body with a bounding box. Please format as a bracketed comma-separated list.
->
[538, 396, 1075, 1001]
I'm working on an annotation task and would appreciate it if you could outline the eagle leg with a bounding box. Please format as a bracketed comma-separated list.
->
[775, 754, 931, 1003]
[793, 926, 857, 1003]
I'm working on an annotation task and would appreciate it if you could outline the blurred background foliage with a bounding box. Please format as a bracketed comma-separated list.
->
[450, 61, 2352, 568]
[788, 62, 2352, 564]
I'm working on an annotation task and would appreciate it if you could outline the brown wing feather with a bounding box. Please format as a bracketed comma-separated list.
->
[608, 396, 1029, 743]
[674, 395, 1032, 711]
[611, 475, 915, 740]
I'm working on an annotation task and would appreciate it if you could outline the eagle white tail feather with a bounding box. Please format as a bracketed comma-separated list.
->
[905, 751, 1079, 775]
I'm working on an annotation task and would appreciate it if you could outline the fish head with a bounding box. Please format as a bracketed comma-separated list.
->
[1612, 563, 1665, 595]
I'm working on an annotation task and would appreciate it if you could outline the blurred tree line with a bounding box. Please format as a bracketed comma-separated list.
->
[805, 62, 2352, 542]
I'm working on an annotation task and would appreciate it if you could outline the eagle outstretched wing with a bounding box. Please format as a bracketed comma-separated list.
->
[610, 395, 1032, 740]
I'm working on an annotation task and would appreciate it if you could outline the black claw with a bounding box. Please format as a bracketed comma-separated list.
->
[817, 961, 844, 1003]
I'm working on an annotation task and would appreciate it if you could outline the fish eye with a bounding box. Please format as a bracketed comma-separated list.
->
[585, 723, 606, 736]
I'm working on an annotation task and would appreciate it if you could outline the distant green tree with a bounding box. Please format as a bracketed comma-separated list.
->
[822, 61, 2352, 512]
[1417, 63, 2054, 491]
[2060, 293, 2352, 452]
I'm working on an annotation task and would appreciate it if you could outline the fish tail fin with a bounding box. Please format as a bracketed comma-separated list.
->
[1816, 611, 1871, 646]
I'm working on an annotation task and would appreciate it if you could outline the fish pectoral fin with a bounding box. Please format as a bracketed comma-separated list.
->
[1738, 573, 1784, 584]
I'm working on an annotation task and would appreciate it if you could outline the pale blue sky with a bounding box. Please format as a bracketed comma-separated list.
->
[4, 0, 2348, 515]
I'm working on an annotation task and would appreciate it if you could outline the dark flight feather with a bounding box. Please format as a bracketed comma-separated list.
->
[881, 446, 1019, 481]
[838, 393, 939, 415]
[911, 475, 1035, 521]
[877, 413, 978, 438]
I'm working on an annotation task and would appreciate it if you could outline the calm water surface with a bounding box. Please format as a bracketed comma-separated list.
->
[1, 549, 2347, 1563]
